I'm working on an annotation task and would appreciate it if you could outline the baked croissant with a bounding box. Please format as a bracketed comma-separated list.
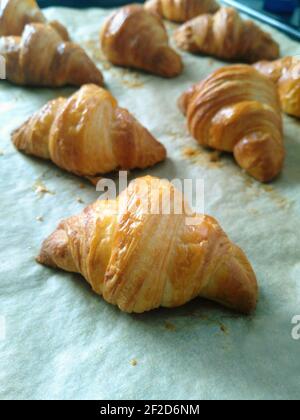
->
[101, 4, 183, 78]
[174, 7, 280, 63]
[37, 176, 258, 314]
[0, 23, 103, 87]
[12, 84, 166, 176]
[145, 0, 219, 23]
[179, 65, 284, 182]
[254, 57, 300, 119]
[0, 0, 69, 40]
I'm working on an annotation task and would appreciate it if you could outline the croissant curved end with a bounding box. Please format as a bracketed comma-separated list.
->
[234, 133, 285, 183]
[49, 20, 70, 41]
[201, 243, 258, 314]
[153, 46, 183, 78]
[62, 43, 104, 87]
[36, 229, 65, 269]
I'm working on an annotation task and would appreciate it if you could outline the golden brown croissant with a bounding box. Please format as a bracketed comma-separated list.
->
[12, 84, 166, 176]
[174, 7, 280, 63]
[37, 176, 258, 314]
[101, 4, 183, 78]
[179, 65, 284, 182]
[0, 22, 103, 87]
[0, 0, 69, 40]
[145, 0, 219, 22]
[254, 57, 300, 119]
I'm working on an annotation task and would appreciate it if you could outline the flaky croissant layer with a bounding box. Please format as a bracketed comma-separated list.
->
[12, 84, 166, 177]
[174, 7, 280, 63]
[254, 57, 300, 119]
[101, 4, 183, 78]
[145, 0, 220, 22]
[0, 0, 69, 40]
[38, 176, 258, 314]
[0, 22, 103, 87]
[179, 65, 284, 182]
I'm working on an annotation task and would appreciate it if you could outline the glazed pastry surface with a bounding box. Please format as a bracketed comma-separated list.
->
[12, 84, 166, 176]
[38, 176, 258, 314]
[0, 23, 103, 87]
[174, 7, 280, 63]
[179, 65, 284, 182]
[101, 4, 183, 78]
[145, 0, 219, 22]
[0, 0, 69, 40]
[255, 57, 300, 119]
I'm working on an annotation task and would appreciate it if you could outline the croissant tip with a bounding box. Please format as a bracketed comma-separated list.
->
[36, 246, 56, 269]
[36, 227, 71, 270]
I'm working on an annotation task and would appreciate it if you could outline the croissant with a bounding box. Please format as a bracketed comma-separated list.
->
[0, 0, 69, 40]
[179, 65, 284, 182]
[254, 57, 300, 119]
[37, 176, 258, 314]
[0, 23, 103, 87]
[12, 84, 166, 177]
[101, 4, 183, 78]
[145, 0, 219, 22]
[174, 7, 280, 63]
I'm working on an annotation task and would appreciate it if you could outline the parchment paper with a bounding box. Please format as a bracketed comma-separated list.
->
[0, 6, 300, 400]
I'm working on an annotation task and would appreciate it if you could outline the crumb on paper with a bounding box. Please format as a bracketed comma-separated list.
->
[184, 310, 229, 334]
[36, 216, 44, 222]
[34, 181, 55, 196]
[111, 68, 145, 89]
[120, 79, 145, 89]
[263, 187, 293, 210]
[182, 147, 224, 168]
[220, 324, 229, 335]
[79, 183, 86, 189]
[209, 151, 222, 162]
[165, 130, 185, 140]
[86, 175, 102, 186]
[244, 178, 293, 210]
[130, 359, 138, 367]
[76, 197, 85, 204]
[244, 177, 256, 189]
[164, 321, 176, 332]
[102, 62, 112, 71]
[183, 147, 199, 158]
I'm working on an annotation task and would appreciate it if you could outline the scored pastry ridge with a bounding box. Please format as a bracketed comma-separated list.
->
[101, 4, 183, 78]
[0, 22, 103, 87]
[12, 84, 167, 177]
[174, 7, 280, 63]
[37, 176, 258, 314]
[145, 0, 220, 23]
[179, 65, 285, 182]
[254, 57, 300, 119]
[0, 0, 70, 40]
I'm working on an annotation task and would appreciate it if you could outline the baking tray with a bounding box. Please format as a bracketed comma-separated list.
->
[222, 0, 300, 40]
